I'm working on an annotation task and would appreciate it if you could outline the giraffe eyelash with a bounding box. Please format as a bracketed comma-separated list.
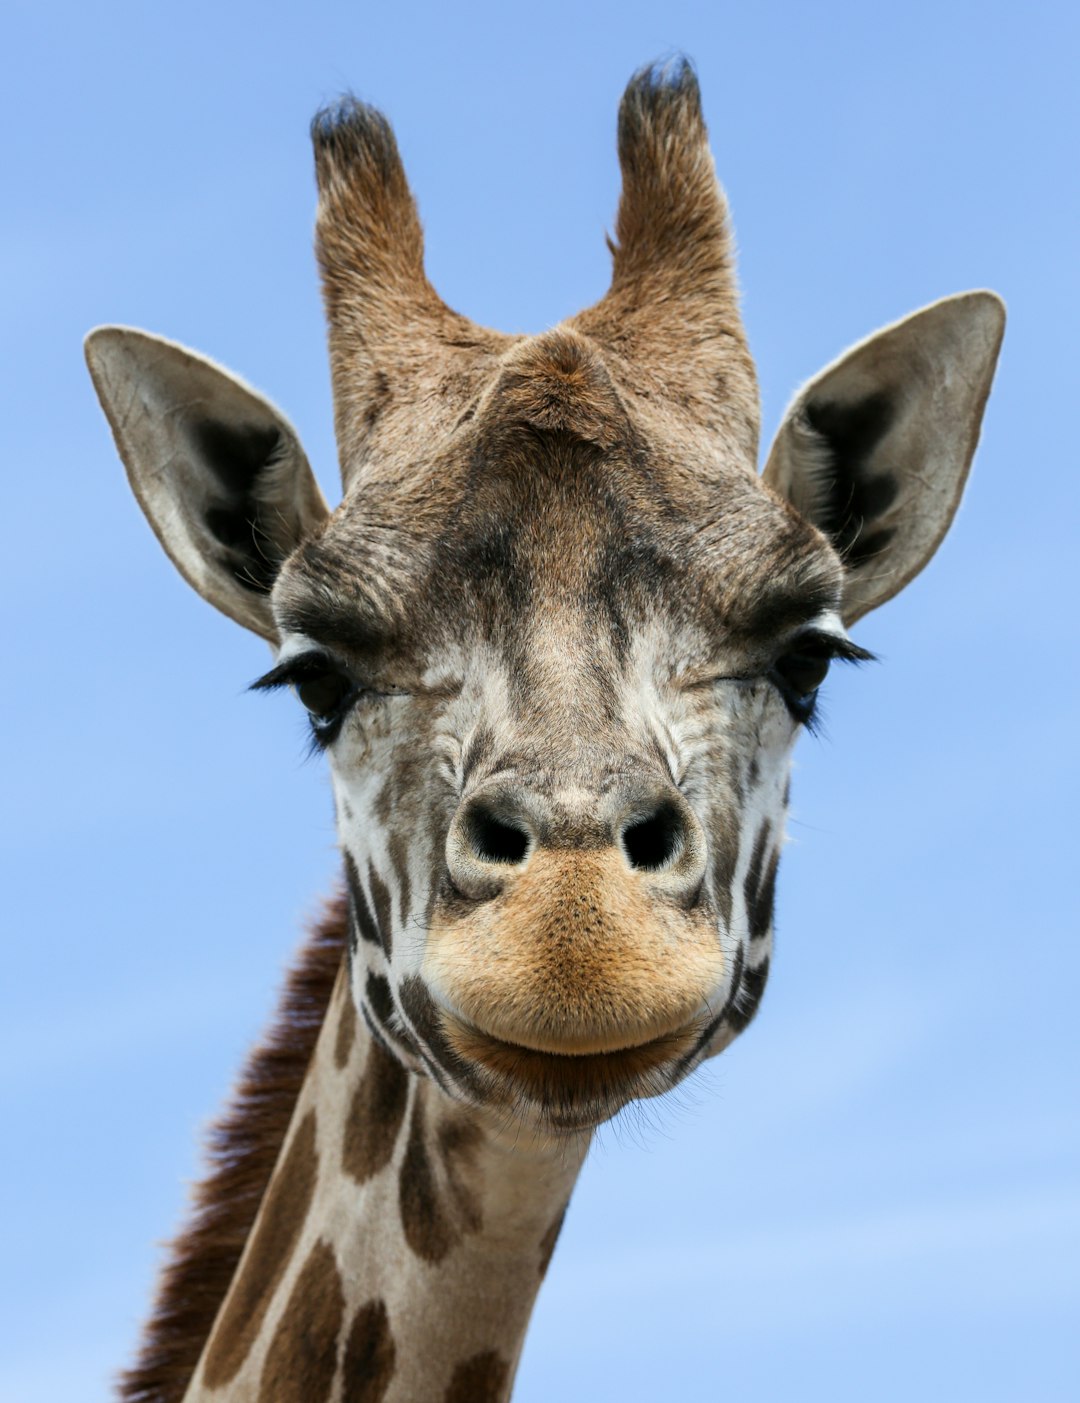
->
[770, 631, 876, 732]
[250, 651, 334, 693]
[806, 634, 876, 665]
[250, 652, 367, 750]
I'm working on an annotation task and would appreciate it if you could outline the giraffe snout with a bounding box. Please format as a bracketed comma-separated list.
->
[444, 777, 707, 910]
[428, 779, 721, 1063]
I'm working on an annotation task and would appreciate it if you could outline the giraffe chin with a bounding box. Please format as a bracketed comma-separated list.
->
[441, 1013, 702, 1129]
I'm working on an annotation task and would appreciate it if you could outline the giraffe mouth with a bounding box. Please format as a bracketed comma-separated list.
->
[441, 1014, 703, 1126]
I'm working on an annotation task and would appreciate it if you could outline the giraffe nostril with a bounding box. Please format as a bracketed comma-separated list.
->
[621, 801, 684, 871]
[466, 805, 530, 865]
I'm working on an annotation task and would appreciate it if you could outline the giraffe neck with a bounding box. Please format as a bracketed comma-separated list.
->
[182, 967, 589, 1403]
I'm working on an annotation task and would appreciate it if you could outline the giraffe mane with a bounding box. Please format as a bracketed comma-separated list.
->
[117, 889, 348, 1403]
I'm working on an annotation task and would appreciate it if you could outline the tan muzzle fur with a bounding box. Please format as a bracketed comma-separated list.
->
[424, 846, 725, 1056]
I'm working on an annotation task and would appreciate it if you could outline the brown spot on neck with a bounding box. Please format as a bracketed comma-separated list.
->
[202, 1109, 320, 1388]
[335, 990, 358, 1069]
[341, 1299, 396, 1403]
[444, 1350, 511, 1403]
[343, 1038, 410, 1184]
[256, 1239, 344, 1401]
[398, 1094, 483, 1263]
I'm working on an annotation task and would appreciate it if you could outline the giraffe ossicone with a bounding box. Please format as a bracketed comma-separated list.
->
[86, 59, 1004, 1403]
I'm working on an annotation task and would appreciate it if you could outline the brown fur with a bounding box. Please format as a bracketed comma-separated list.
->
[444, 1351, 511, 1403]
[117, 894, 347, 1403]
[398, 1095, 483, 1262]
[340, 1300, 396, 1403]
[308, 64, 760, 505]
[256, 1239, 345, 1401]
[311, 96, 512, 482]
[342, 1037, 409, 1184]
[573, 60, 759, 468]
[481, 330, 631, 448]
[201, 1108, 319, 1386]
[335, 989, 357, 1068]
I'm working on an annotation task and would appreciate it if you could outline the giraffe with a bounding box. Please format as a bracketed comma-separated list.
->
[85, 59, 1004, 1403]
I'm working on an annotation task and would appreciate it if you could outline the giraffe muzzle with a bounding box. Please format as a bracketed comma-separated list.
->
[425, 795, 725, 1070]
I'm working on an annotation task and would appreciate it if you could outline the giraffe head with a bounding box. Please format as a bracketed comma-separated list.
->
[86, 61, 1002, 1134]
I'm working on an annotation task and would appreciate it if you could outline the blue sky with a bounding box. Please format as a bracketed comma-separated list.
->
[3, 1, 1078, 1399]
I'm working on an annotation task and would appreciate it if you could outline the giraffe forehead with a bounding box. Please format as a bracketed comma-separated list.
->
[274, 445, 840, 678]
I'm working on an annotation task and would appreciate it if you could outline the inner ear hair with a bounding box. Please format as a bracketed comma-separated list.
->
[796, 387, 903, 570]
[763, 291, 1005, 625]
[85, 327, 330, 641]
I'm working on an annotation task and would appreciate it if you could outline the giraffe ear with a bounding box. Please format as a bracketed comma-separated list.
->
[763, 292, 1005, 625]
[85, 327, 330, 641]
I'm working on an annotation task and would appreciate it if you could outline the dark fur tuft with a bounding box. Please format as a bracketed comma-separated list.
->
[311, 95, 402, 192]
[618, 55, 703, 169]
[116, 892, 348, 1403]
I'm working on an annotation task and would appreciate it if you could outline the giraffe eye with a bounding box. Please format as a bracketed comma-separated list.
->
[296, 669, 354, 719]
[250, 651, 371, 750]
[773, 642, 831, 697]
[770, 637, 833, 722]
[764, 629, 874, 728]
